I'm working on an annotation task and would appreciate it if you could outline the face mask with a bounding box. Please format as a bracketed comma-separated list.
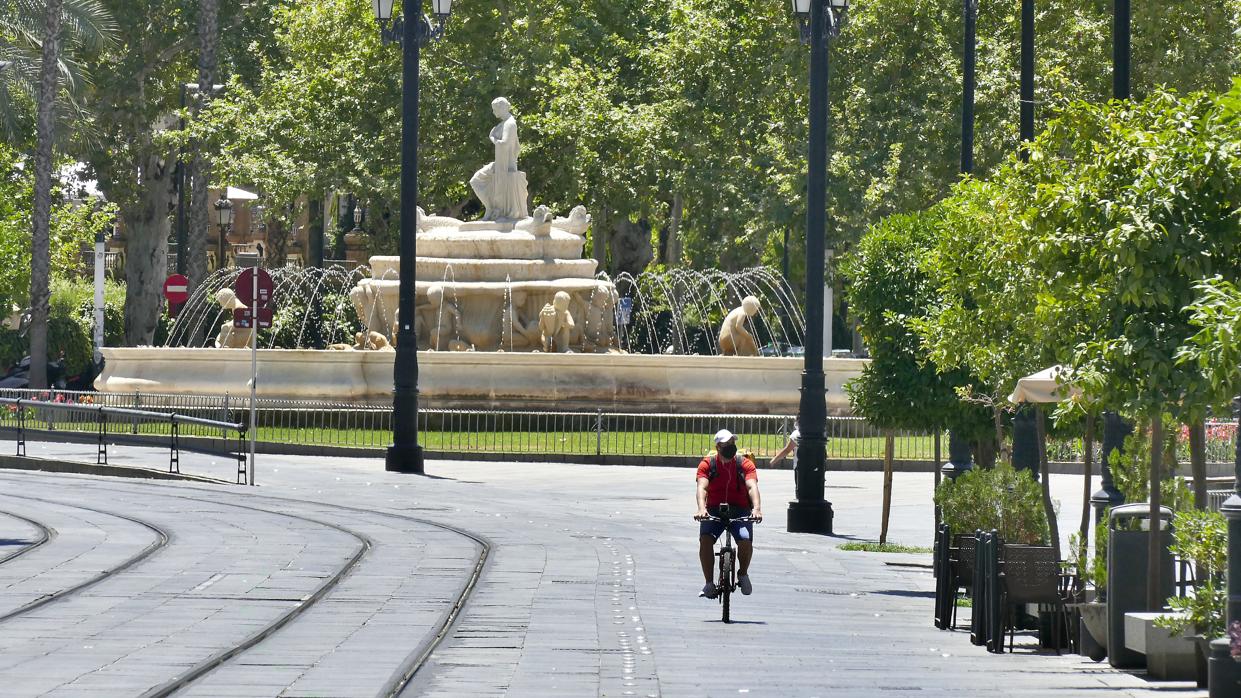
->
[719, 443, 738, 459]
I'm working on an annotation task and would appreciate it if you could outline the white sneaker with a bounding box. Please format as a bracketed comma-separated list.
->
[738, 575, 753, 595]
[700, 582, 718, 599]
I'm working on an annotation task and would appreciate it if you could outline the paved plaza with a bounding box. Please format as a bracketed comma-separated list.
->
[0, 441, 1209, 697]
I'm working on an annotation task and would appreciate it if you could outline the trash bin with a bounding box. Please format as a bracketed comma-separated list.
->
[1107, 503, 1175, 669]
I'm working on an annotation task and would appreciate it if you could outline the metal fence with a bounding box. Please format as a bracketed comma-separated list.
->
[1, 388, 1237, 463]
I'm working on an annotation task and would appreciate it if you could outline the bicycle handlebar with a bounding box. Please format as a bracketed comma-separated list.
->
[697, 515, 762, 523]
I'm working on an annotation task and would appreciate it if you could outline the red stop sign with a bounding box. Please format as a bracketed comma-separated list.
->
[163, 274, 190, 304]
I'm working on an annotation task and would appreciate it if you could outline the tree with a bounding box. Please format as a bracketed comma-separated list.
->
[29, 0, 64, 388]
[0, 0, 116, 145]
[185, 0, 222, 296]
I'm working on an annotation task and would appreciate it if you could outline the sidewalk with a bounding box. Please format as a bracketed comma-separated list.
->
[0, 442, 1207, 697]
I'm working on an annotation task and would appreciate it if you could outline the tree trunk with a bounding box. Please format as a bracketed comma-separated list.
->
[29, 0, 63, 389]
[265, 216, 288, 268]
[667, 193, 683, 267]
[1079, 414, 1094, 567]
[123, 152, 175, 345]
[1147, 414, 1163, 611]
[880, 430, 894, 545]
[187, 0, 220, 293]
[1035, 407, 1060, 560]
[1189, 420, 1207, 510]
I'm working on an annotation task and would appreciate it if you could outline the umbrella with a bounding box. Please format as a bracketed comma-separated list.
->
[225, 186, 259, 201]
[1008, 365, 1087, 564]
[1008, 365, 1081, 404]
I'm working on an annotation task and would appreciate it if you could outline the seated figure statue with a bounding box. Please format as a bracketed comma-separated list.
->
[214, 288, 254, 349]
[538, 291, 575, 353]
[582, 285, 618, 353]
[718, 295, 761, 356]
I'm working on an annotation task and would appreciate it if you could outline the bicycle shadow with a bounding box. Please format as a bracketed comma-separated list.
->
[703, 620, 768, 625]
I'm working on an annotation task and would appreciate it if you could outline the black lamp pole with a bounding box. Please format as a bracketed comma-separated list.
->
[1113, 0, 1130, 100]
[1019, 0, 1035, 158]
[960, 0, 977, 175]
[379, 0, 451, 473]
[787, 0, 843, 535]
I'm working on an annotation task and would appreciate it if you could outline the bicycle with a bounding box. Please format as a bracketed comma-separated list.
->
[697, 503, 761, 624]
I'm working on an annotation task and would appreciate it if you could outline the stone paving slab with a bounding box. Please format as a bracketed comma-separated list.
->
[7, 443, 1210, 697]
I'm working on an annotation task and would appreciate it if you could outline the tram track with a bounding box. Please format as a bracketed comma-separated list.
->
[0, 472, 491, 698]
[0, 508, 54, 566]
[0, 493, 170, 625]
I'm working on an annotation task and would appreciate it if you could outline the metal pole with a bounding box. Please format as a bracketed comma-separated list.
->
[92, 232, 105, 367]
[961, 0, 977, 175]
[387, 1, 424, 473]
[942, 0, 980, 481]
[1091, 410, 1129, 522]
[1113, 0, 1130, 100]
[1019, 0, 1035, 159]
[788, 0, 833, 534]
[249, 269, 257, 486]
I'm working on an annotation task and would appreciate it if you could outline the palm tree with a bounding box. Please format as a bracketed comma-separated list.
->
[19, 0, 114, 387]
[0, 0, 117, 144]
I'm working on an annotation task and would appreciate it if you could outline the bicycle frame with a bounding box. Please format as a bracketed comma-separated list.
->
[701, 503, 759, 623]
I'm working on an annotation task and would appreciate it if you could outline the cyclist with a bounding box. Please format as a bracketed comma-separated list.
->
[694, 429, 763, 598]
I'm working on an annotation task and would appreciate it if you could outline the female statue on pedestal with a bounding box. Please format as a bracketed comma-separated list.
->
[470, 97, 529, 222]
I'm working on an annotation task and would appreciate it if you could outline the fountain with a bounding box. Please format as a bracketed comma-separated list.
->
[96, 98, 865, 414]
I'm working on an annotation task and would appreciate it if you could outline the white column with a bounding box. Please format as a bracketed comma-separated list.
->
[824, 283, 833, 359]
[92, 233, 105, 365]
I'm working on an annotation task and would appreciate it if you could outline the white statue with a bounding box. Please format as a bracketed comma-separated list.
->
[582, 285, 618, 353]
[718, 295, 761, 356]
[213, 288, 254, 349]
[538, 291, 575, 353]
[425, 285, 469, 351]
[470, 97, 529, 222]
[501, 291, 541, 351]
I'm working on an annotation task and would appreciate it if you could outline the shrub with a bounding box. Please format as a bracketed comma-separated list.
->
[1157, 509, 1227, 638]
[934, 463, 1050, 544]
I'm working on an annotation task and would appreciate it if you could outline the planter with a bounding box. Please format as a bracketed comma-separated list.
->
[1074, 602, 1108, 662]
[1189, 634, 1209, 688]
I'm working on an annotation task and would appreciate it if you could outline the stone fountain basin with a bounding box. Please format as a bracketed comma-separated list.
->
[96, 348, 865, 415]
[369, 229, 586, 267]
[409, 257, 599, 283]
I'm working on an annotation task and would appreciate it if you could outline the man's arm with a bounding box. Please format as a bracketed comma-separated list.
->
[695, 477, 710, 519]
[747, 479, 763, 522]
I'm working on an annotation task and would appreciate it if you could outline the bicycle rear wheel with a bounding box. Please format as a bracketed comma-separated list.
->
[719, 547, 734, 623]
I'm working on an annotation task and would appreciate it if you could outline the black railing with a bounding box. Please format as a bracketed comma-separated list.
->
[0, 397, 249, 484]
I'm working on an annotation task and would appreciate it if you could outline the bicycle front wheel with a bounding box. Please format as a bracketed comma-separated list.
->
[719, 548, 734, 624]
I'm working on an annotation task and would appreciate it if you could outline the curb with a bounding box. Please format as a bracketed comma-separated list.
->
[0, 454, 231, 485]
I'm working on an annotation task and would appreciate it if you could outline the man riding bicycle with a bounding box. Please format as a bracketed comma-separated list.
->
[694, 429, 763, 598]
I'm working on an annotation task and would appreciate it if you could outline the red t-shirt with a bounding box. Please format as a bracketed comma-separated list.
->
[697, 456, 758, 509]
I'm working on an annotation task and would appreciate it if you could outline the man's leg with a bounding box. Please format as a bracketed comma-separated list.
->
[699, 535, 716, 584]
[738, 539, 753, 576]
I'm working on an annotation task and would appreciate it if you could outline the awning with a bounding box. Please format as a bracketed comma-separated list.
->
[225, 186, 259, 201]
[1008, 365, 1082, 404]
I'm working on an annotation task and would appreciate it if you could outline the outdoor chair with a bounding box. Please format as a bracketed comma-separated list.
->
[947, 533, 977, 630]
[999, 545, 1069, 653]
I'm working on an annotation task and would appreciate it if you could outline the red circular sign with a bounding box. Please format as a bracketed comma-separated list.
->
[163, 274, 190, 304]
[234, 268, 275, 309]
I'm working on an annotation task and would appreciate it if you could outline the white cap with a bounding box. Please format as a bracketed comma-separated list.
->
[713, 429, 736, 444]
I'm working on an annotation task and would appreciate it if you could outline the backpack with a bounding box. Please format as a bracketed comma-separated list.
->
[706, 455, 747, 489]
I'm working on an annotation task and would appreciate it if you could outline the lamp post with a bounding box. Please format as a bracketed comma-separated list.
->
[213, 196, 233, 269]
[1209, 398, 1241, 691]
[371, 0, 454, 474]
[786, 0, 847, 535]
[1019, 0, 1034, 157]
